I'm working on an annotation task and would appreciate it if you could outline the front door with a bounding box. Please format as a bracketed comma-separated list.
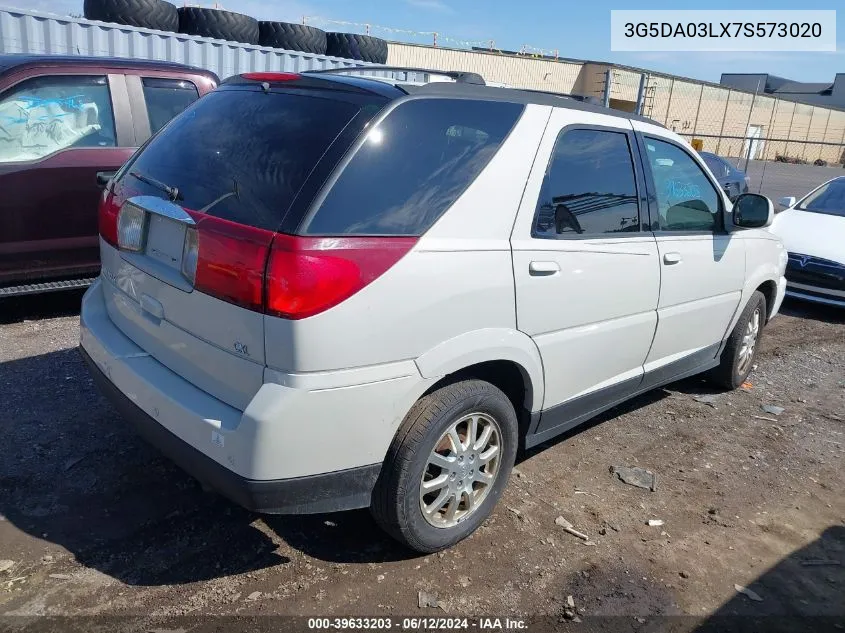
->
[511, 109, 660, 439]
[0, 73, 135, 285]
[633, 125, 745, 382]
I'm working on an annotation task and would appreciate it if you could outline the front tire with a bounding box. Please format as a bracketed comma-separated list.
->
[371, 380, 518, 553]
[708, 291, 766, 389]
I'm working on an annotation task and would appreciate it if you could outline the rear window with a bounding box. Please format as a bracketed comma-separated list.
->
[301, 98, 524, 236]
[120, 89, 378, 231]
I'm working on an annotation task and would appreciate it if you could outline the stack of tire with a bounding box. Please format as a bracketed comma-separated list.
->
[83, 0, 389, 62]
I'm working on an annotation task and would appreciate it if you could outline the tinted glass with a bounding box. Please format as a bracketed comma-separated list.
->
[0, 75, 115, 163]
[142, 77, 200, 134]
[701, 154, 728, 178]
[303, 99, 523, 235]
[646, 138, 720, 232]
[533, 128, 640, 237]
[120, 89, 373, 231]
[797, 178, 845, 217]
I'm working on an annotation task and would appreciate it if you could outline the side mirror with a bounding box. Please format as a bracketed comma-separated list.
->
[777, 196, 797, 208]
[732, 193, 774, 229]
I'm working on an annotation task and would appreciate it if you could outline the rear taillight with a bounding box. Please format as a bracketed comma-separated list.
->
[266, 235, 417, 320]
[181, 227, 199, 285]
[117, 202, 147, 252]
[98, 188, 120, 247]
[187, 212, 275, 312]
[101, 196, 415, 319]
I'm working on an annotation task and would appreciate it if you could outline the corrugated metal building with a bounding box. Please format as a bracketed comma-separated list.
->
[0, 6, 365, 79]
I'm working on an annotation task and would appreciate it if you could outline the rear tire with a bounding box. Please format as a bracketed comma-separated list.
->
[259, 22, 327, 54]
[371, 380, 518, 553]
[177, 7, 259, 44]
[707, 291, 766, 390]
[83, 0, 178, 32]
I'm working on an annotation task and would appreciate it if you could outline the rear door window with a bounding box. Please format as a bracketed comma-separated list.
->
[141, 77, 200, 134]
[533, 128, 641, 237]
[119, 88, 379, 231]
[0, 75, 116, 163]
[301, 98, 524, 235]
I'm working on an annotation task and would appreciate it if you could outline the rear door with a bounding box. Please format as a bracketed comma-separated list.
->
[634, 125, 745, 382]
[100, 85, 385, 410]
[0, 71, 135, 285]
[511, 108, 660, 438]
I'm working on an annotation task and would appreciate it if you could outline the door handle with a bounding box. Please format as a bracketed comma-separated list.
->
[528, 261, 560, 276]
[663, 252, 682, 265]
[96, 171, 117, 188]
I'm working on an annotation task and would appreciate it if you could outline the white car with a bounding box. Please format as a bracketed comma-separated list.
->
[79, 69, 787, 552]
[772, 176, 845, 307]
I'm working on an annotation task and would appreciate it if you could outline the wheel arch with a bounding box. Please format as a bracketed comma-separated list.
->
[756, 279, 778, 321]
[414, 328, 544, 416]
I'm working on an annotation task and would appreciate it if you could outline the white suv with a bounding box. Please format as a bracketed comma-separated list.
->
[80, 69, 787, 552]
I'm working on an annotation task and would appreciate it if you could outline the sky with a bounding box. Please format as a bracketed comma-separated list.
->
[20, 0, 845, 83]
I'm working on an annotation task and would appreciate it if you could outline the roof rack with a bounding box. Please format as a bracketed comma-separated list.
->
[304, 66, 486, 86]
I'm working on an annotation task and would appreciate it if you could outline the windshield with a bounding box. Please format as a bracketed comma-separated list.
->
[797, 178, 845, 217]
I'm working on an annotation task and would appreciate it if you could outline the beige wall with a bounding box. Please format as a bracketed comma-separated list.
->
[386, 42, 845, 163]
[387, 42, 581, 94]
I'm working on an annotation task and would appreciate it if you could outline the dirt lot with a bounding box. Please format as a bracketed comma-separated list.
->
[0, 292, 843, 632]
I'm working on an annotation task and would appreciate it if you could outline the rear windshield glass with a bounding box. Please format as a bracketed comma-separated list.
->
[120, 89, 373, 231]
[301, 98, 524, 236]
[798, 178, 845, 217]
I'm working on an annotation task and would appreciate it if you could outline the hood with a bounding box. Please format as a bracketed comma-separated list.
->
[769, 208, 845, 265]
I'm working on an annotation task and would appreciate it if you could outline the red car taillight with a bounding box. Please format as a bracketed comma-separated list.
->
[101, 198, 416, 319]
[187, 211, 275, 313]
[98, 188, 121, 247]
[266, 235, 417, 320]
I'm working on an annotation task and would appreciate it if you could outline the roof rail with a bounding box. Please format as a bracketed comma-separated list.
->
[304, 66, 486, 86]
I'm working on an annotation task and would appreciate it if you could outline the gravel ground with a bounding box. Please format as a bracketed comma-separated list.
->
[0, 291, 843, 632]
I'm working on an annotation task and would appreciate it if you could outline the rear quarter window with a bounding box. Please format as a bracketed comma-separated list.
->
[301, 98, 524, 236]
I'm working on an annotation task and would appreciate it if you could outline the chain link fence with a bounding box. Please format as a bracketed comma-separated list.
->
[626, 73, 845, 203]
[676, 134, 845, 205]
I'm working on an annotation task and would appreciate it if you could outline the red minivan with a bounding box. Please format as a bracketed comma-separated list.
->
[0, 55, 217, 296]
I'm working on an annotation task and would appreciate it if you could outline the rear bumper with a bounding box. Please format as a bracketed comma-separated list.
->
[79, 278, 429, 514]
[83, 347, 380, 513]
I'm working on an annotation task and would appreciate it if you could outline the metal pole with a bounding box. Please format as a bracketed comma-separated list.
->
[664, 78, 675, 125]
[784, 103, 797, 159]
[635, 73, 647, 115]
[742, 81, 760, 172]
[763, 98, 778, 161]
[602, 69, 612, 108]
[820, 108, 832, 163]
[691, 83, 704, 137]
[715, 88, 732, 156]
[800, 108, 813, 162]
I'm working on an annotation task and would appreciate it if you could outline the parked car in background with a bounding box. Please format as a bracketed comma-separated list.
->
[770, 176, 845, 307]
[80, 69, 786, 552]
[699, 151, 750, 201]
[0, 55, 217, 297]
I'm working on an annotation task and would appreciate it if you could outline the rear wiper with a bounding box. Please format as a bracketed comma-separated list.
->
[130, 171, 182, 202]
